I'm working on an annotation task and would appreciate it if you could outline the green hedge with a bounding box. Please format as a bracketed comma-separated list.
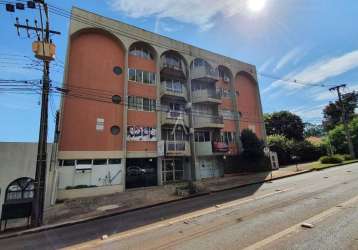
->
[319, 155, 343, 164]
[267, 135, 325, 166]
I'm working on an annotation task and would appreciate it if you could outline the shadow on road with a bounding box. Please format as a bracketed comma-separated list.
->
[0, 176, 269, 249]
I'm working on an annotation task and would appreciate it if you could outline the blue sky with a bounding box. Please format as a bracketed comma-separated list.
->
[1, 0, 358, 142]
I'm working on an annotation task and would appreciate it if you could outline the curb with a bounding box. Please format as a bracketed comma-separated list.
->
[0, 167, 338, 240]
[313, 160, 358, 171]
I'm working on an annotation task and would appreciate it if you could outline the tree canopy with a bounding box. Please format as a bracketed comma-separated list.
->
[323, 91, 357, 131]
[264, 111, 304, 141]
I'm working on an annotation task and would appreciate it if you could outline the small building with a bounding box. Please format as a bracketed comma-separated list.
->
[0, 142, 55, 229]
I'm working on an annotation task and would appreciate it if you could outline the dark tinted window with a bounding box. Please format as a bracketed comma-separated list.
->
[77, 159, 92, 165]
[111, 125, 120, 135]
[93, 159, 107, 165]
[108, 159, 121, 164]
[63, 160, 75, 166]
[113, 66, 122, 75]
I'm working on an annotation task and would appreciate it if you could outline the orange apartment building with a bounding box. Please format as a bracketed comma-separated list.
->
[55, 8, 266, 196]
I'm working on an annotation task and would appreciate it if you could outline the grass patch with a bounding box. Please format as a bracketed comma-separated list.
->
[306, 159, 358, 170]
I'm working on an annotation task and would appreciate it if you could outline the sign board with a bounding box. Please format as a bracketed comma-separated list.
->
[270, 151, 279, 170]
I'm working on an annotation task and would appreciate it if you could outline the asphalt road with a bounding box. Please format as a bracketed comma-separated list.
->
[1, 163, 358, 250]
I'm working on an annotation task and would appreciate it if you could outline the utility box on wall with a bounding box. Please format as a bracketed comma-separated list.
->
[32, 41, 56, 61]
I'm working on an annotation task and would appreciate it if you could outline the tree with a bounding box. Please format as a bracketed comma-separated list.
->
[240, 129, 270, 172]
[265, 111, 304, 141]
[327, 116, 358, 155]
[304, 123, 324, 138]
[323, 91, 357, 131]
[267, 134, 291, 165]
[241, 129, 264, 159]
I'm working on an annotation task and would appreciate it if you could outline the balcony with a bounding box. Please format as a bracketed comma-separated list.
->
[160, 61, 186, 79]
[166, 140, 190, 156]
[191, 65, 219, 82]
[160, 82, 188, 100]
[193, 115, 224, 129]
[195, 141, 230, 156]
[161, 111, 189, 127]
[212, 141, 229, 153]
[192, 89, 222, 104]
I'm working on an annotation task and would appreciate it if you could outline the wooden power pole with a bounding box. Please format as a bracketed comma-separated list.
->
[329, 84, 356, 159]
[7, 0, 61, 227]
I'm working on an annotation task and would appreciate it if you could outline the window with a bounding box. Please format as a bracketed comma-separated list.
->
[143, 98, 150, 111]
[96, 118, 104, 131]
[143, 71, 150, 84]
[129, 68, 136, 81]
[130, 47, 154, 60]
[136, 69, 143, 82]
[220, 131, 236, 144]
[63, 160, 75, 166]
[128, 96, 156, 111]
[128, 68, 156, 85]
[77, 159, 92, 165]
[5, 178, 34, 202]
[136, 97, 143, 110]
[113, 66, 122, 75]
[195, 131, 211, 142]
[111, 125, 120, 135]
[108, 159, 122, 164]
[93, 159, 107, 165]
[149, 72, 156, 84]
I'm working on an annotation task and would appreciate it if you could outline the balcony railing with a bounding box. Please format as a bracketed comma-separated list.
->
[160, 82, 188, 99]
[212, 141, 229, 153]
[166, 141, 190, 156]
[160, 59, 186, 79]
[195, 141, 230, 156]
[161, 111, 189, 126]
[191, 65, 219, 81]
[192, 89, 221, 103]
[193, 115, 224, 128]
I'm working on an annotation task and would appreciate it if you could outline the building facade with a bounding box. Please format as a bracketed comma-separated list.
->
[56, 7, 266, 195]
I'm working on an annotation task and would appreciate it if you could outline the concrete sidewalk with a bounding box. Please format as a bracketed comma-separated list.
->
[0, 161, 343, 238]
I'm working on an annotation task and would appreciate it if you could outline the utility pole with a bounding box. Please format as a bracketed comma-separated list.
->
[7, 0, 60, 227]
[329, 84, 355, 159]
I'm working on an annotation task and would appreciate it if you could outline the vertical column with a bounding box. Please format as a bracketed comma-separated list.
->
[255, 72, 267, 144]
[230, 74, 242, 151]
[156, 55, 163, 185]
[122, 48, 128, 190]
[188, 74, 197, 181]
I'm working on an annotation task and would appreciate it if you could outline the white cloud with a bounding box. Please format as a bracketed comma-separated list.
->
[274, 47, 305, 72]
[290, 104, 325, 122]
[259, 57, 275, 72]
[264, 50, 358, 93]
[108, 0, 246, 31]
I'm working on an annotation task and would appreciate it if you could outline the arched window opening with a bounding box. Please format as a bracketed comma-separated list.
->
[129, 42, 154, 60]
[218, 66, 232, 83]
[5, 178, 34, 203]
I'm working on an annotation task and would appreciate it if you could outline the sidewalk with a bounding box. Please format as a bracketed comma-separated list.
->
[0, 161, 353, 238]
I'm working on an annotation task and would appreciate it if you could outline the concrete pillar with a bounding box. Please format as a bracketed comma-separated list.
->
[122, 48, 129, 190]
[156, 54, 163, 185]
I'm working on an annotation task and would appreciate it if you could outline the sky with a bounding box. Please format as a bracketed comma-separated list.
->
[0, 0, 358, 142]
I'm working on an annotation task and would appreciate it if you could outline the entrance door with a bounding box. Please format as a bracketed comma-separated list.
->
[162, 158, 184, 183]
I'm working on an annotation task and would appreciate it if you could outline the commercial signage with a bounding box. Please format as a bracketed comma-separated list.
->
[127, 126, 157, 141]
